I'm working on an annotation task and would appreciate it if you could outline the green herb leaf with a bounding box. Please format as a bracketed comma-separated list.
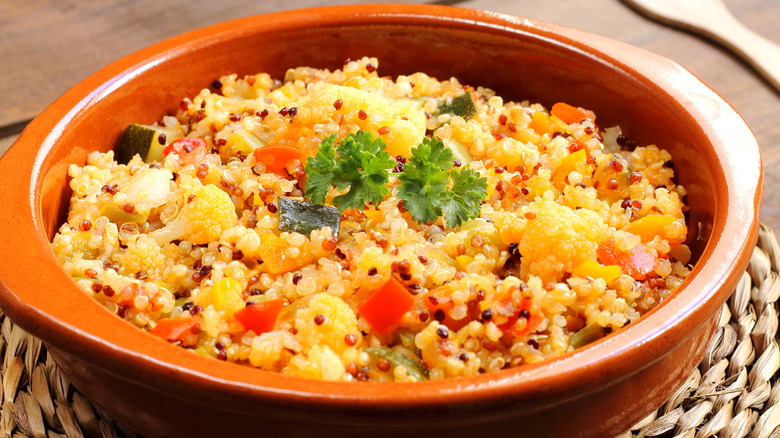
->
[305, 130, 395, 211]
[440, 168, 488, 228]
[304, 134, 338, 204]
[398, 137, 487, 227]
[436, 92, 478, 120]
[397, 137, 453, 224]
[305, 130, 486, 226]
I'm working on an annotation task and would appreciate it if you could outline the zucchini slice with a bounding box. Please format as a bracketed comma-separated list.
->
[436, 92, 477, 120]
[444, 138, 474, 164]
[278, 197, 341, 237]
[366, 347, 429, 381]
[116, 123, 177, 164]
[568, 324, 607, 349]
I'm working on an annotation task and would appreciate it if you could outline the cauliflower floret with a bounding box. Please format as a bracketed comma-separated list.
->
[518, 197, 607, 282]
[118, 167, 173, 214]
[286, 345, 346, 381]
[295, 293, 359, 355]
[249, 331, 301, 370]
[150, 183, 237, 245]
[118, 234, 165, 275]
[51, 226, 96, 264]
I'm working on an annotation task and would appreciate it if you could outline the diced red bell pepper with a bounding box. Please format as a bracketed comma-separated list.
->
[497, 298, 543, 338]
[150, 317, 199, 342]
[234, 298, 289, 335]
[359, 277, 415, 334]
[423, 292, 478, 332]
[163, 137, 207, 157]
[597, 238, 657, 280]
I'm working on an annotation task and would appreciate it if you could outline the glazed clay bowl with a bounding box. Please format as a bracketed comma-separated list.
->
[0, 4, 762, 437]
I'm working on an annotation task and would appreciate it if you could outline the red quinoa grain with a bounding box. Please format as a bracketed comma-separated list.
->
[377, 358, 391, 371]
[79, 220, 92, 231]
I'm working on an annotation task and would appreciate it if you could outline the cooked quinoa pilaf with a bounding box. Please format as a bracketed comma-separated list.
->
[52, 57, 691, 382]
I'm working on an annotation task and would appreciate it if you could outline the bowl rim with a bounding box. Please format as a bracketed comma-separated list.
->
[0, 3, 762, 411]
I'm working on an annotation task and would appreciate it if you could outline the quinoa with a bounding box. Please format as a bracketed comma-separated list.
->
[51, 57, 691, 382]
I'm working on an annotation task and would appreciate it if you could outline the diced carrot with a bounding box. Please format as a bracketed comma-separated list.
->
[597, 239, 657, 280]
[573, 260, 622, 283]
[253, 144, 304, 174]
[552, 148, 587, 189]
[256, 232, 314, 275]
[627, 214, 682, 244]
[234, 299, 289, 334]
[551, 102, 590, 125]
[359, 277, 415, 334]
[150, 317, 198, 342]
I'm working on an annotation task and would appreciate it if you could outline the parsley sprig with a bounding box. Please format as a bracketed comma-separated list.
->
[305, 130, 487, 227]
[397, 137, 487, 227]
[305, 130, 396, 211]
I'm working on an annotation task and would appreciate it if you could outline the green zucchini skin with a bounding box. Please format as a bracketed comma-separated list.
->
[116, 123, 175, 164]
[278, 197, 341, 237]
[436, 92, 478, 120]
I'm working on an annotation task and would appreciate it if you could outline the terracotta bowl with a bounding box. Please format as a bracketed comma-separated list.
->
[0, 4, 762, 437]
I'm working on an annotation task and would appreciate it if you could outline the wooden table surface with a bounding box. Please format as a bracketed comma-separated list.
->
[2, 0, 778, 225]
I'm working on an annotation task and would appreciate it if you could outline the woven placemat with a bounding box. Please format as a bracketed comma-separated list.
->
[0, 227, 778, 438]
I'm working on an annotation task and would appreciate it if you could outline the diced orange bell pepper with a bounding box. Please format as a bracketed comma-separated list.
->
[552, 148, 587, 189]
[627, 214, 682, 244]
[256, 233, 314, 275]
[528, 111, 550, 134]
[573, 260, 622, 283]
[234, 298, 289, 334]
[359, 277, 415, 334]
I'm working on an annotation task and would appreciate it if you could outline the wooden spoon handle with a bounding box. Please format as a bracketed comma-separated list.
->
[625, 0, 780, 92]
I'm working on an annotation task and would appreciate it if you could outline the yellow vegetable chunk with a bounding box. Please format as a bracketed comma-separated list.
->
[573, 260, 622, 283]
[197, 278, 244, 314]
[552, 149, 586, 190]
[628, 214, 683, 244]
[256, 232, 314, 275]
[296, 85, 425, 158]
